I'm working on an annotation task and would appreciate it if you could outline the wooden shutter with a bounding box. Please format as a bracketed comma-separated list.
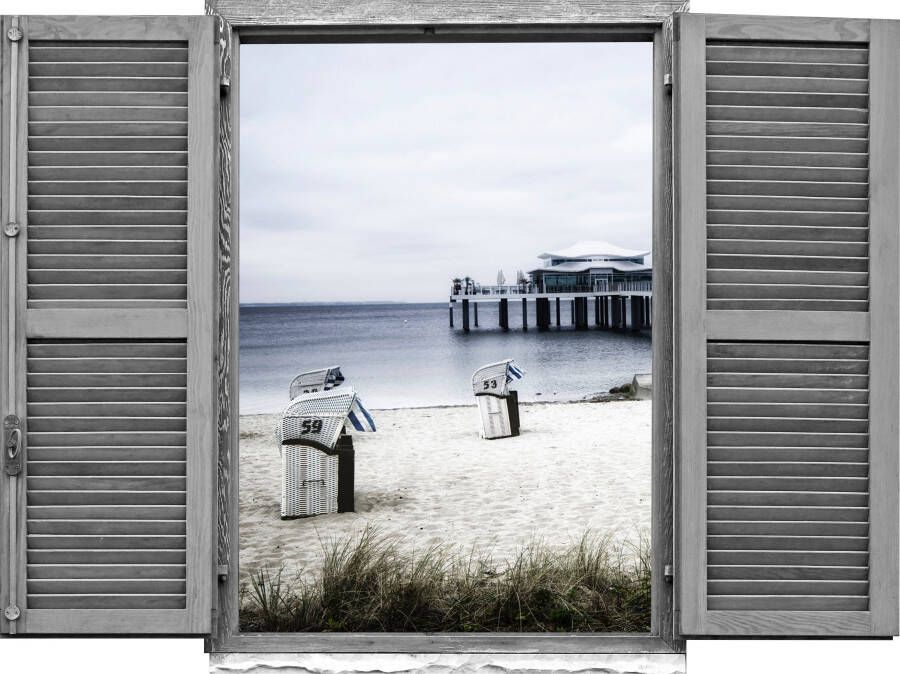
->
[1, 16, 215, 634]
[676, 14, 899, 636]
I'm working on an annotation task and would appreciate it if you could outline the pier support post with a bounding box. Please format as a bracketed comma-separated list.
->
[474, 302, 479, 328]
[462, 299, 470, 333]
[612, 296, 621, 330]
[555, 297, 561, 326]
[601, 297, 608, 329]
[522, 298, 528, 331]
[536, 298, 551, 330]
[594, 297, 600, 326]
[449, 302, 454, 328]
[645, 297, 651, 329]
[574, 297, 588, 330]
[499, 298, 509, 330]
[631, 296, 641, 332]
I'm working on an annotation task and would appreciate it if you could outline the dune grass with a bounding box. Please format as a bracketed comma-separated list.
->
[240, 527, 651, 632]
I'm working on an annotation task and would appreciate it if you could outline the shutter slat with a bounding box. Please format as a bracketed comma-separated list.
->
[705, 44, 869, 64]
[29, 136, 187, 152]
[707, 596, 869, 611]
[708, 402, 868, 418]
[27, 549, 186, 564]
[707, 120, 869, 138]
[707, 105, 868, 124]
[29, 181, 187, 196]
[28, 270, 187, 285]
[707, 165, 868, 182]
[707, 462, 870, 477]
[708, 565, 869, 580]
[30, 91, 188, 106]
[708, 491, 869, 507]
[28, 579, 186, 594]
[29, 121, 188, 136]
[708, 196, 868, 212]
[27, 519, 185, 535]
[28, 461, 185, 477]
[27, 564, 186, 579]
[29, 239, 186, 254]
[30, 62, 189, 77]
[30, 166, 187, 180]
[706, 61, 869, 78]
[28, 491, 186, 506]
[28, 106, 188, 122]
[708, 506, 869, 521]
[707, 75, 869, 94]
[708, 447, 869, 462]
[28, 448, 186, 462]
[708, 225, 868, 241]
[27, 595, 186, 610]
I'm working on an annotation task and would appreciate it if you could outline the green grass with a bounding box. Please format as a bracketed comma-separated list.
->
[240, 527, 651, 632]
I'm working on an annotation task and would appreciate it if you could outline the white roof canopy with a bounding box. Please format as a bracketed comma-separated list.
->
[538, 240, 649, 261]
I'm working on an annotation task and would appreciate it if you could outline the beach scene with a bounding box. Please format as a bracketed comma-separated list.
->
[239, 42, 652, 631]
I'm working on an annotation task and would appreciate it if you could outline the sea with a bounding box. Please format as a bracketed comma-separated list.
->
[240, 302, 652, 414]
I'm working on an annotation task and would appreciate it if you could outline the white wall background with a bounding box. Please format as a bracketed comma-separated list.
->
[0, 1, 896, 672]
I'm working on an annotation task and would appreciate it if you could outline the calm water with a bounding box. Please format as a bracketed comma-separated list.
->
[240, 302, 651, 414]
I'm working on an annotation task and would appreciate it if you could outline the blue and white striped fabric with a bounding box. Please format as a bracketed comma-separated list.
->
[507, 361, 525, 382]
[347, 396, 376, 432]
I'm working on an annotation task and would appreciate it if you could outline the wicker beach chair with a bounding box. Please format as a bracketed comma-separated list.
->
[472, 359, 525, 440]
[288, 366, 345, 399]
[276, 387, 375, 518]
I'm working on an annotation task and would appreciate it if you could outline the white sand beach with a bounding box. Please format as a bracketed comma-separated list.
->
[239, 400, 651, 583]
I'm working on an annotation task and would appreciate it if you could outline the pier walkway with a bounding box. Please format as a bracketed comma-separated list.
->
[448, 284, 652, 333]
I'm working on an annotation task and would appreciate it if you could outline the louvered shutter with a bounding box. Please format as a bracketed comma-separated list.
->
[676, 13, 899, 636]
[1, 16, 215, 634]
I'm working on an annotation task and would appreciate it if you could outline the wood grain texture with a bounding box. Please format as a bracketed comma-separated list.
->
[211, 1, 687, 26]
[214, 12, 235, 644]
[705, 310, 870, 342]
[212, 23, 241, 653]
[651, 16, 681, 651]
[209, 17, 682, 653]
[215, 633, 679, 654]
[865, 19, 900, 637]
[703, 13, 869, 42]
[9, 15, 214, 635]
[674, 11, 707, 637]
[185, 14, 216, 635]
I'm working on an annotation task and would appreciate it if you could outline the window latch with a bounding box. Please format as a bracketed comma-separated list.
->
[4, 415, 22, 476]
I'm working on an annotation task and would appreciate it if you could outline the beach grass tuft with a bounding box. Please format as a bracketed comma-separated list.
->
[239, 526, 651, 632]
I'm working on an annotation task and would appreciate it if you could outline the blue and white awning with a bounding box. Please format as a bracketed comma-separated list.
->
[347, 396, 376, 432]
[507, 361, 525, 382]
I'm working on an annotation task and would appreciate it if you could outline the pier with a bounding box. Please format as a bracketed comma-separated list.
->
[449, 284, 651, 333]
[449, 241, 652, 334]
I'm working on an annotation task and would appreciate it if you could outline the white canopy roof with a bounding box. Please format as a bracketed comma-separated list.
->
[529, 259, 650, 274]
[538, 240, 649, 261]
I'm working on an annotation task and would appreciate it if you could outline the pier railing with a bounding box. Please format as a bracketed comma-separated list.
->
[450, 279, 652, 296]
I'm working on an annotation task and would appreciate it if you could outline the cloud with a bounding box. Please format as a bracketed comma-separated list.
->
[240, 42, 652, 304]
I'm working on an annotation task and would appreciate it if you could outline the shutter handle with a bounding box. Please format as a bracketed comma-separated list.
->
[4, 415, 22, 475]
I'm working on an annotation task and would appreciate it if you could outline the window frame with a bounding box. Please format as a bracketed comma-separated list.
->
[208, 2, 682, 655]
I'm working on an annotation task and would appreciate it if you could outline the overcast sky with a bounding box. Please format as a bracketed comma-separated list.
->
[240, 42, 652, 304]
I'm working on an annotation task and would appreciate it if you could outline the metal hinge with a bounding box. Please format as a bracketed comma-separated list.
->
[663, 73, 672, 93]
[664, 563, 674, 583]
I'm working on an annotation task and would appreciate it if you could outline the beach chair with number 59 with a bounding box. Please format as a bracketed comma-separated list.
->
[275, 387, 375, 519]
